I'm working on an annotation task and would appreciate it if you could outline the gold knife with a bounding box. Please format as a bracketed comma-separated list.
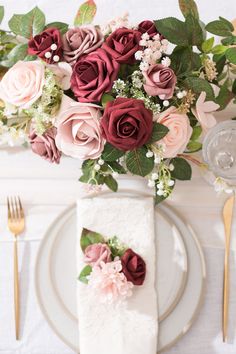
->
[222, 194, 235, 342]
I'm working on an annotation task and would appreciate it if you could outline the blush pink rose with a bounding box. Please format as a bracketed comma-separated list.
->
[156, 107, 193, 158]
[55, 95, 105, 160]
[84, 243, 112, 267]
[0, 60, 45, 109]
[62, 25, 104, 66]
[143, 64, 176, 100]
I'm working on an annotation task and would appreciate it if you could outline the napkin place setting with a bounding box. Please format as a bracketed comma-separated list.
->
[77, 196, 158, 354]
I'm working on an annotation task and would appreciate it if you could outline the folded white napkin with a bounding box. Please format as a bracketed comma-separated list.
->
[77, 196, 158, 354]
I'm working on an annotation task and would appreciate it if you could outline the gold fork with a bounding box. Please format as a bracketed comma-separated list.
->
[7, 196, 25, 340]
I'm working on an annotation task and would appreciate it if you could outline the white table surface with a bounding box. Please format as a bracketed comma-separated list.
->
[0, 0, 236, 353]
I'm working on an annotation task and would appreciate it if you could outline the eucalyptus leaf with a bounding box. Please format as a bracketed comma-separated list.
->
[9, 7, 45, 38]
[170, 157, 192, 180]
[80, 228, 105, 252]
[126, 147, 154, 177]
[74, 0, 97, 26]
[78, 265, 92, 284]
[148, 122, 169, 144]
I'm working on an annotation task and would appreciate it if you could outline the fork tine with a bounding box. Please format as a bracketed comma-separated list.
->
[18, 196, 24, 219]
[14, 196, 20, 221]
[7, 197, 11, 220]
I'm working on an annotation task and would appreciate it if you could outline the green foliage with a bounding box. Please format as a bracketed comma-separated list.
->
[9, 7, 45, 38]
[170, 46, 201, 75]
[184, 77, 215, 100]
[213, 54, 226, 75]
[74, 0, 97, 26]
[104, 175, 118, 192]
[107, 161, 126, 174]
[225, 48, 236, 65]
[170, 157, 192, 180]
[0, 43, 28, 67]
[80, 228, 105, 252]
[202, 37, 214, 53]
[155, 183, 175, 204]
[126, 147, 154, 177]
[178, 0, 199, 19]
[102, 143, 125, 161]
[216, 84, 234, 110]
[211, 44, 227, 55]
[186, 141, 202, 152]
[0, 6, 4, 24]
[101, 93, 115, 107]
[148, 122, 169, 144]
[205, 18, 234, 37]
[45, 22, 69, 34]
[107, 236, 127, 258]
[78, 265, 92, 284]
[155, 14, 203, 46]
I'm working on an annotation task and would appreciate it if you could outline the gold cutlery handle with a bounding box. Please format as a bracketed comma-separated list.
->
[223, 244, 230, 342]
[14, 238, 20, 340]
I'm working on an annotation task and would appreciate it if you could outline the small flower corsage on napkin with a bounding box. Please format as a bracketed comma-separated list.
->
[78, 228, 146, 304]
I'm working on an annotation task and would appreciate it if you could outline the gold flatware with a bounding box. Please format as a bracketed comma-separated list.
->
[7, 196, 25, 340]
[222, 194, 235, 342]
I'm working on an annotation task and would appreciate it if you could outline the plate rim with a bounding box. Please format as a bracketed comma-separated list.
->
[35, 192, 206, 353]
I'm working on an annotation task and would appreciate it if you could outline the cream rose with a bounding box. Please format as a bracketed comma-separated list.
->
[0, 60, 45, 109]
[156, 107, 193, 158]
[55, 95, 105, 160]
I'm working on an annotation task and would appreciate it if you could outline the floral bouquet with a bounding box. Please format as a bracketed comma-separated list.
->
[0, 0, 236, 203]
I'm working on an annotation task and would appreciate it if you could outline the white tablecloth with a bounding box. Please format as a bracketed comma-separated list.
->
[0, 0, 236, 353]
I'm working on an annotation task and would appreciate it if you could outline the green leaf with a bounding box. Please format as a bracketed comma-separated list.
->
[205, 20, 233, 37]
[101, 93, 114, 107]
[80, 228, 105, 252]
[185, 14, 204, 46]
[0, 6, 4, 24]
[104, 175, 118, 192]
[211, 44, 227, 55]
[190, 125, 202, 141]
[107, 161, 126, 174]
[9, 7, 45, 38]
[178, 0, 199, 19]
[170, 157, 192, 180]
[213, 54, 226, 75]
[225, 47, 236, 65]
[155, 183, 175, 204]
[154, 17, 189, 46]
[202, 37, 214, 53]
[184, 77, 215, 101]
[46, 22, 69, 34]
[232, 79, 236, 95]
[215, 84, 234, 110]
[126, 147, 154, 177]
[78, 265, 92, 284]
[0, 43, 28, 67]
[74, 0, 97, 26]
[186, 141, 202, 152]
[170, 46, 201, 74]
[148, 122, 169, 144]
[219, 16, 234, 32]
[102, 143, 125, 162]
[222, 36, 236, 46]
[24, 54, 37, 61]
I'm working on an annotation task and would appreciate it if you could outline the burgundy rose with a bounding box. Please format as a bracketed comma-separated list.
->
[62, 25, 104, 66]
[121, 249, 146, 286]
[70, 48, 119, 103]
[28, 28, 63, 64]
[102, 28, 141, 64]
[29, 127, 61, 164]
[143, 64, 177, 100]
[100, 97, 153, 151]
[138, 20, 158, 38]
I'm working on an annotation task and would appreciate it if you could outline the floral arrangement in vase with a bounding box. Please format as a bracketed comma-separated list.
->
[0, 0, 236, 203]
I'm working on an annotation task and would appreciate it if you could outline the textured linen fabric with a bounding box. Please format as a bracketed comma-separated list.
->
[76, 197, 158, 354]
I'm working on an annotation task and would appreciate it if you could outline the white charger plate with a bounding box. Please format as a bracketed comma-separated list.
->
[35, 194, 205, 353]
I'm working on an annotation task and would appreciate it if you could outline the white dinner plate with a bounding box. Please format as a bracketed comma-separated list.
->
[35, 193, 205, 353]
